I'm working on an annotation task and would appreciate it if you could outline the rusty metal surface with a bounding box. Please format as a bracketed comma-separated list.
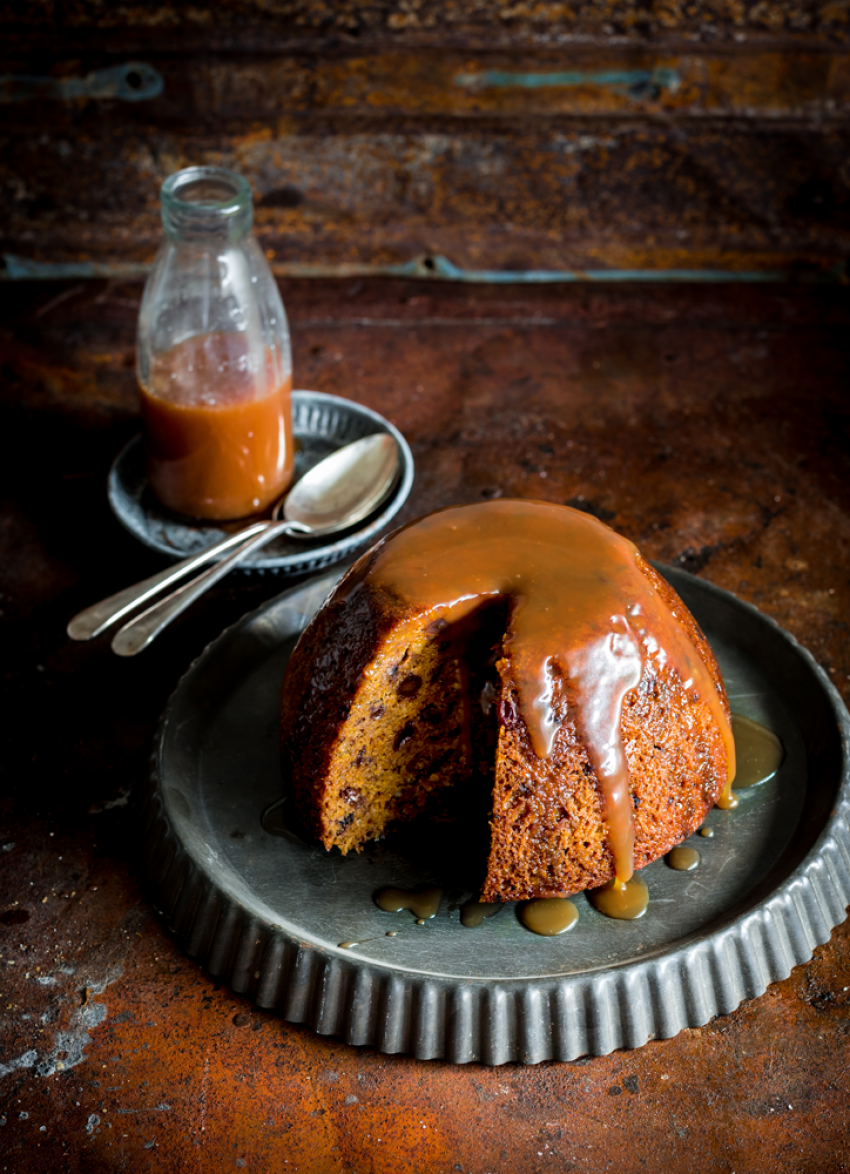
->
[4, 115, 850, 280]
[2, 5, 850, 279]
[4, 119, 850, 279]
[5, 45, 850, 118]
[1, 277, 850, 1170]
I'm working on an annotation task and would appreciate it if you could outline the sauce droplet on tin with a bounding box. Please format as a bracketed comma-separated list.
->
[375, 886, 443, 920]
[520, 897, 579, 936]
[699, 826, 715, 839]
[667, 846, 700, 871]
[589, 875, 649, 920]
[460, 900, 503, 928]
[731, 714, 784, 788]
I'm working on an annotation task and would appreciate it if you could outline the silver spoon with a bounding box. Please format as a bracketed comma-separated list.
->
[67, 433, 398, 647]
[68, 519, 271, 642]
[110, 432, 399, 656]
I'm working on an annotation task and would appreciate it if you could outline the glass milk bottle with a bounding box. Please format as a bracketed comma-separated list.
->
[136, 166, 293, 521]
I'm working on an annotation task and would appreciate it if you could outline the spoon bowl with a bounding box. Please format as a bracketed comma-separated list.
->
[276, 433, 401, 535]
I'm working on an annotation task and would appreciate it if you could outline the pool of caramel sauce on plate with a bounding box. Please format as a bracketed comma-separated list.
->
[364, 716, 781, 937]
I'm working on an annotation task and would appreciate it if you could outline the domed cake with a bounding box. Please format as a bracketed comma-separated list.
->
[279, 500, 735, 902]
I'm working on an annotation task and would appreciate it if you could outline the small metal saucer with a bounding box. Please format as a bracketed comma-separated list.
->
[108, 390, 414, 574]
[141, 567, 850, 1065]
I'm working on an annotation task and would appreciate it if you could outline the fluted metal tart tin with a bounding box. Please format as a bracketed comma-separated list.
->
[141, 565, 850, 1065]
[108, 390, 415, 573]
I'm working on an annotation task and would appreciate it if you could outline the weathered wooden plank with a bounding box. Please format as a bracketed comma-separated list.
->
[3, 118, 848, 277]
[2, 4, 849, 278]
[3, 0, 848, 41]
[3, 47, 849, 120]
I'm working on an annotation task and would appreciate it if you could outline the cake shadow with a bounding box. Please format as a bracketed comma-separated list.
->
[364, 806, 494, 895]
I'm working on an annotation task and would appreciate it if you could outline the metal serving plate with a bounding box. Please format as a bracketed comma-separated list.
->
[141, 566, 850, 1064]
[108, 390, 415, 573]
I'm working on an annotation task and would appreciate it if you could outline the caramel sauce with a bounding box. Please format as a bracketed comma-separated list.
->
[335, 711, 784, 941]
[360, 501, 735, 884]
[140, 332, 294, 520]
[520, 897, 579, 936]
[460, 900, 504, 928]
[375, 886, 443, 920]
[667, 845, 701, 871]
[731, 714, 784, 788]
[588, 876, 650, 920]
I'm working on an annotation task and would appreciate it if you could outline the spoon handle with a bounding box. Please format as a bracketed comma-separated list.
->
[66, 520, 271, 641]
[111, 518, 306, 656]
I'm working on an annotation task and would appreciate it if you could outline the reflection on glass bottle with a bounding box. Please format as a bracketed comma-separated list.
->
[137, 166, 294, 521]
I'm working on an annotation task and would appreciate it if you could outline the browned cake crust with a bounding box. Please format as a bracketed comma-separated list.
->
[280, 547, 730, 902]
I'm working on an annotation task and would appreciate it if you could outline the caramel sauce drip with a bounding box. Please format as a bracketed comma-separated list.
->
[588, 876, 650, 920]
[520, 897, 580, 936]
[731, 714, 784, 788]
[667, 845, 701, 871]
[375, 886, 443, 920]
[460, 900, 504, 928]
[362, 501, 735, 884]
[714, 786, 739, 810]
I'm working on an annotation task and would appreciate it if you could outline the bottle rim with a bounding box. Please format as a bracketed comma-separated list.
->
[160, 166, 253, 240]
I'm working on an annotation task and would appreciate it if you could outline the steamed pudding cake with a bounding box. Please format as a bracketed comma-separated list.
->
[279, 500, 735, 902]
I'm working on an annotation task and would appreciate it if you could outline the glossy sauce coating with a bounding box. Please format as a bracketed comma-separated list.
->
[362, 501, 735, 884]
[140, 332, 294, 520]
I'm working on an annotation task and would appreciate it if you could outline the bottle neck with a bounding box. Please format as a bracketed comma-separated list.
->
[160, 166, 253, 244]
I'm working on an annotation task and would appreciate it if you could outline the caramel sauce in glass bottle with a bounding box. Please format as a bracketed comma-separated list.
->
[137, 167, 294, 521]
